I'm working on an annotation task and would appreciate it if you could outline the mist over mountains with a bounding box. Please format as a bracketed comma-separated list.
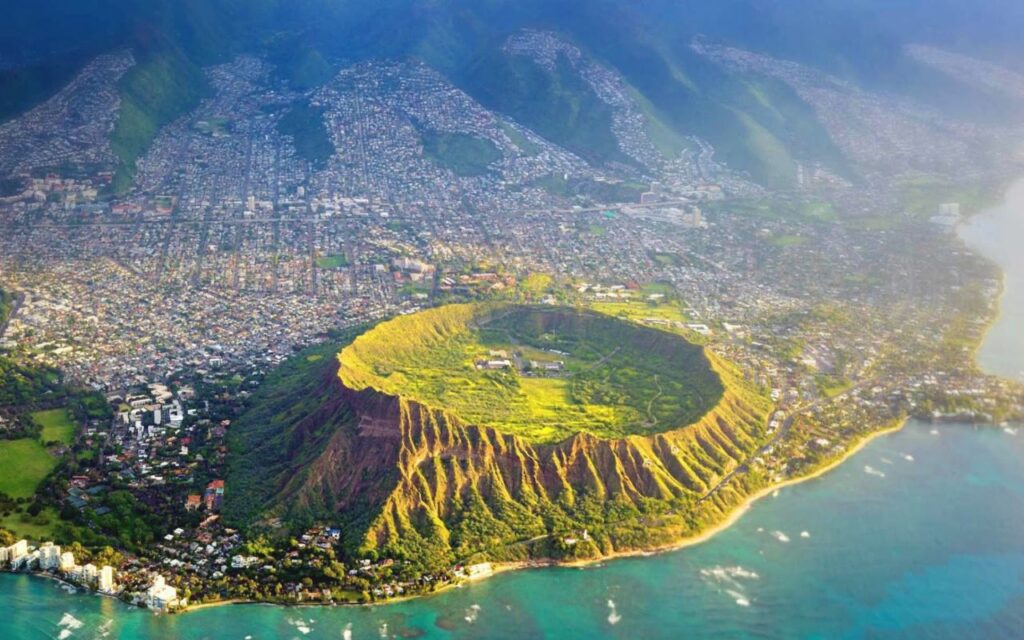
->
[3, 0, 1024, 189]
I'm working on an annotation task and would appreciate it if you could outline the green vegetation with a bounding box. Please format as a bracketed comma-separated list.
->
[711, 198, 838, 223]
[0, 357, 64, 407]
[225, 334, 363, 527]
[0, 439, 58, 499]
[532, 173, 645, 203]
[799, 201, 839, 222]
[896, 177, 1002, 219]
[0, 288, 11, 327]
[546, 24, 845, 185]
[194, 117, 229, 136]
[278, 100, 334, 168]
[769, 234, 809, 248]
[339, 304, 724, 443]
[315, 254, 349, 269]
[84, 490, 163, 552]
[0, 505, 60, 540]
[498, 121, 541, 155]
[32, 408, 75, 445]
[461, 50, 626, 165]
[816, 374, 853, 399]
[420, 130, 501, 177]
[651, 251, 683, 267]
[111, 47, 209, 193]
[520, 272, 553, 297]
[586, 298, 689, 326]
[278, 47, 335, 90]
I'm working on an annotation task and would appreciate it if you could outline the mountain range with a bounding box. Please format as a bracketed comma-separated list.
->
[4, 0, 1024, 191]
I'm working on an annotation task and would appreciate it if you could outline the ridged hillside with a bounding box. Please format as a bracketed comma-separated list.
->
[226, 305, 773, 569]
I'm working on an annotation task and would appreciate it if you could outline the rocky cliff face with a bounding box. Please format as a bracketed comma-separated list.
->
[266, 349, 769, 560]
[227, 313, 772, 565]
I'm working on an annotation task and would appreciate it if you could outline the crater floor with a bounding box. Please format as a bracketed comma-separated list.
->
[338, 303, 725, 443]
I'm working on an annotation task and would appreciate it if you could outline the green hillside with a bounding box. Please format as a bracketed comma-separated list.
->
[0, 288, 12, 327]
[110, 47, 208, 193]
[460, 50, 626, 166]
[452, 24, 845, 185]
[226, 305, 772, 569]
[224, 336, 361, 527]
[565, 23, 843, 185]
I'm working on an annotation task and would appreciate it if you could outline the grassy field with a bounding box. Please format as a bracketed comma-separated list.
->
[896, 176, 1001, 219]
[498, 121, 541, 156]
[0, 506, 60, 540]
[586, 299, 689, 325]
[768, 234, 809, 248]
[338, 304, 723, 443]
[32, 408, 75, 444]
[712, 198, 838, 223]
[0, 439, 59, 498]
[316, 254, 349, 269]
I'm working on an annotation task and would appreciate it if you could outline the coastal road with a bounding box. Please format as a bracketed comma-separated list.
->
[697, 376, 883, 505]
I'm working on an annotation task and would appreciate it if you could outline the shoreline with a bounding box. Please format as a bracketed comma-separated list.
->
[486, 418, 909, 578]
[167, 417, 910, 615]
[956, 182, 1023, 381]
[171, 177, 1023, 614]
[9, 179, 1021, 617]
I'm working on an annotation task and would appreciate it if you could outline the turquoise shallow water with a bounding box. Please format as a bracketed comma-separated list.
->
[4, 182, 1024, 639]
[3, 422, 1024, 639]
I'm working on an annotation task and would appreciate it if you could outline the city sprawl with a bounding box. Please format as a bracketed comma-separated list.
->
[0, 30, 1023, 609]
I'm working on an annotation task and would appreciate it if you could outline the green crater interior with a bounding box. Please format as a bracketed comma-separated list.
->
[338, 303, 725, 443]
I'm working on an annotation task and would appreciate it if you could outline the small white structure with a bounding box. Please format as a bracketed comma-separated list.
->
[98, 565, 115, 593]
[146, 574, 184, 610]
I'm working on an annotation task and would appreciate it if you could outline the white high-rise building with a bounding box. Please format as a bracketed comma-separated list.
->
[98, 565, 115, 593]
[80, 563, 98, 584]
[38, 542, 61, 570]
[6, 540, 28, 569]
[59, 551, 76, 572]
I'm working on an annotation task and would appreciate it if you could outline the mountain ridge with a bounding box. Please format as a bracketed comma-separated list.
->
[5, 0, 1021, 189]
[226, 306, 772, 569]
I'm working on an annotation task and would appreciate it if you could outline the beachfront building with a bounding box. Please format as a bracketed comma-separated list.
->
[75, 563, 99, 585]
[98, 565, 115, 593]
[38, 542, 62, 570]
[59, 551, 76, 573]
[2, 540, 28, 569]
[146, 574, 184, 610]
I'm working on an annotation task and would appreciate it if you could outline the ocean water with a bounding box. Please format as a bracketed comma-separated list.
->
[960, 178, 1024, 382]
[3, 184, 1024, 639]
[4, 422, 1024, 639]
